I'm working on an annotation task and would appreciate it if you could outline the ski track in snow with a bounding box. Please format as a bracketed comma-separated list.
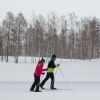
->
[0, 81, 100, 100]
[0, 81, 100, 92]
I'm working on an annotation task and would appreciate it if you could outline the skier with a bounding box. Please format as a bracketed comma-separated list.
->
[30, 57, 47, 92]
[40, 55, 60, 90]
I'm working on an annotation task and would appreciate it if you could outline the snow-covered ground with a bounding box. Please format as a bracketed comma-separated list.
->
[0, 57, 100, 100]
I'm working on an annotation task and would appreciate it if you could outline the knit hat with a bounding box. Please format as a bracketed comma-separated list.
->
[41, 57, 45, 63]
[51, 55, 56, 58]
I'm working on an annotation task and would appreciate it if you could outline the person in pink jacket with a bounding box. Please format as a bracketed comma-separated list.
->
[30, 58, 47, 92]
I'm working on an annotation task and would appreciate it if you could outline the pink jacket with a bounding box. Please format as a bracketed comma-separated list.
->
[34, 60, 47, 76]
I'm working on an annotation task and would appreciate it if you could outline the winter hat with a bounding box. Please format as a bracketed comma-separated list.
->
[50, 55, 56, 61]
[52, 55, 56, 58]
[41, 57, 45, 63]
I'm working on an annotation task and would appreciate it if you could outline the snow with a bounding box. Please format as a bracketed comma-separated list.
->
[0, 57, 100, 100]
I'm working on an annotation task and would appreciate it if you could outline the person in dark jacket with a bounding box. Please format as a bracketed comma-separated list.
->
[40, 55, 60, 89]
[30, 57, 47, 92]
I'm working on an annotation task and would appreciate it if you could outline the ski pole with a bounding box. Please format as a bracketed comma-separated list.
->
[55, 66, 59, 76]
[58, 67, 70, 89]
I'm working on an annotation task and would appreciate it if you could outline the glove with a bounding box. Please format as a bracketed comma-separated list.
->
[42, 73, 45, 75]
[45, 68, 48, 71]
[57, 64, 60, 67]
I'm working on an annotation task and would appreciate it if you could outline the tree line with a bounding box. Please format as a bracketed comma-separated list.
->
[0, 11, 100, 63]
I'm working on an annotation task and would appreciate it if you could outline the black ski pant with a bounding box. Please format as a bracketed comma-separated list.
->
[40, 73, 54, 89]
[30, 75, 40, 91]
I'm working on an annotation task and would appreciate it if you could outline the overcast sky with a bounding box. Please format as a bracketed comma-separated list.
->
[0, 0, 100, 21]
